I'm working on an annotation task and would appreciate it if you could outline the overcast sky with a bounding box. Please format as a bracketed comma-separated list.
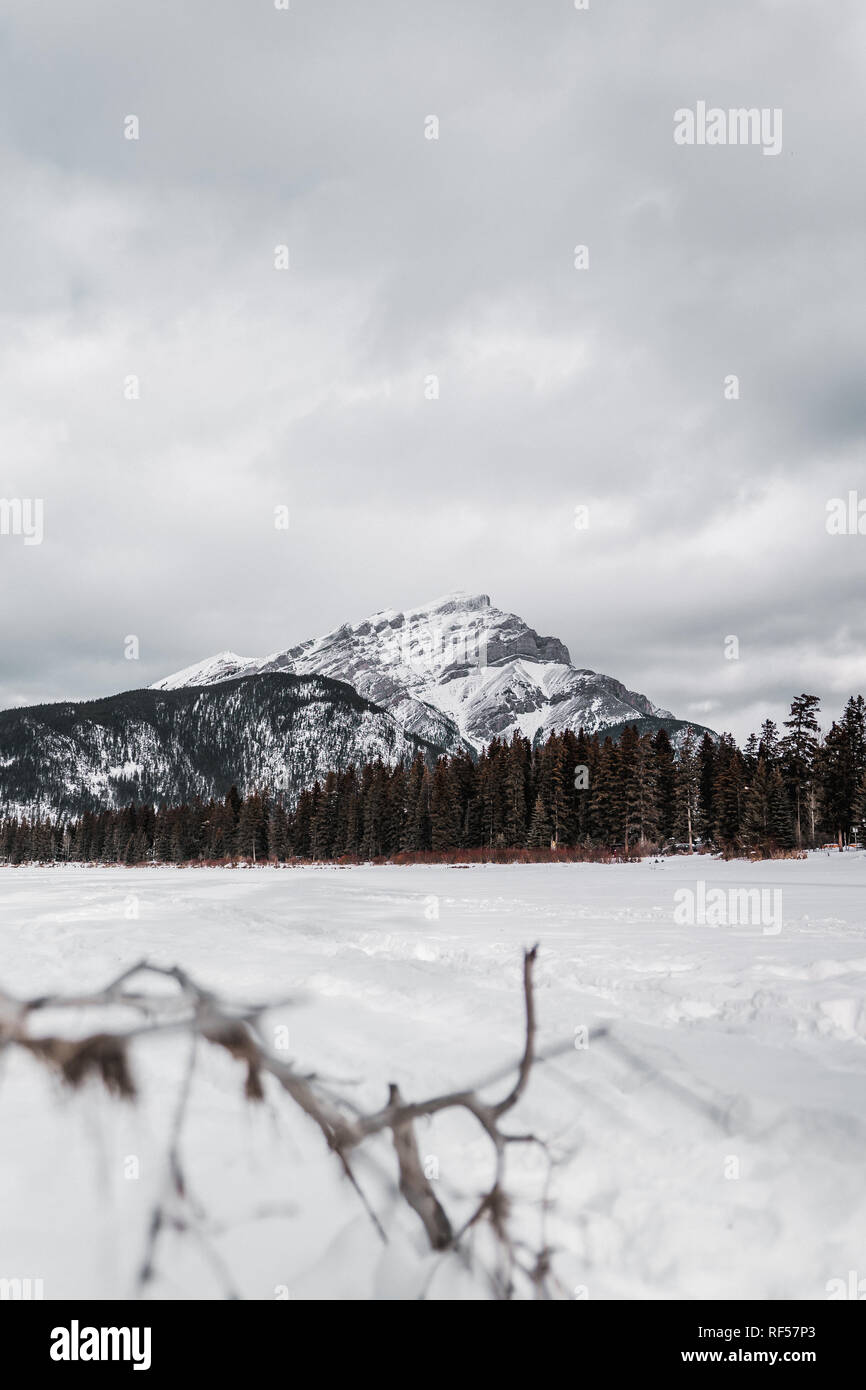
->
[1, 0, 864, 742]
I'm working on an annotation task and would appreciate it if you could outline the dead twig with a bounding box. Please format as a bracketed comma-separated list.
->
[2, 945, 559, 1297]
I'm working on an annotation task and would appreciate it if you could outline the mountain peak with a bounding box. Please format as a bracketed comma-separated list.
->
[404, 591, 492, 616]
[150, 593, 700, 753]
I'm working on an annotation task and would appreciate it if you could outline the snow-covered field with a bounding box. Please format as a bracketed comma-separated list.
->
[1, 854, 865, 1301]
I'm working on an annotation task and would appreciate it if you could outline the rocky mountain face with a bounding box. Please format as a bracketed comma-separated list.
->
[0, 593, 712, 818]
[0, 673, 444, 819]
[153, 592, 694, 753]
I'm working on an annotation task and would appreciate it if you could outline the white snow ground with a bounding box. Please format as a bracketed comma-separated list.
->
[0, 853, 864, 1301]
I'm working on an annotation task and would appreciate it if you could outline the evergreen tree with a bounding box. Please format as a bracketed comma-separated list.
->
[768, 768, 794, 849]
[267, 800, 290, 862]
[431, 760, 461, 851]
[572, 729, 594, 843]
[618, 725, 640, 850]
[527, 794, 552, 848]
[403, 757, 431, 852]
[758, 719, 781, 767]
[236, 793, 267, 861]
[651, 729, 676, 846]
[226, 784, 243, 824]
[291, 786, 316, 858]
[310, 772, 337, 859]
[817, 721, 857, 846]
[853, 768, 866, 846]
[333, 768, 359, 857]
[359, 763, 388, 859]
[843, 695, 866, 791]
[503, 735, 530, 846]
[742, 732, 760, 776]
[743, 757, 773, 850]
[673, 728, 700, 851]
[450, 750, 479, 845]
[781, 695, 821, 847]
[591, 738, 622, 846]
[630, 734, 661, 848]
[712, 736, 746, 852]
[697, 733, 717, 843]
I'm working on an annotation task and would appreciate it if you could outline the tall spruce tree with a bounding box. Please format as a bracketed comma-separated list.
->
[712, 736, 746, 852]
[743, 757, 773, 851]
[817, 721, 857, 846]
[697, 733, 717, 843]
[781, 694, 821, 847]
[431, 760, 461, 851]
[591, 738, 622, 846]
[673, 728, 700, 851]
[527, 794, 552, 848]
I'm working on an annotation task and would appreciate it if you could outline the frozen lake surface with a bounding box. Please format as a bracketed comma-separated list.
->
[0, 854, 864, 1300]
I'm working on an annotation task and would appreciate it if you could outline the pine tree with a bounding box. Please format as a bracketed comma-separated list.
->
[333, 769, 359, 857]
[651, 729, 676, 846]
[527, 794, 552, 848]
[291, 787, 316, 858]
[742, 733, 760, 776]
[310, 772, 338, 859]
[697, 733, 717, 843]
[843, 696, 866, 794]
[853, 768, 866, 846]
[743, 757, 772, 851]
[817, 721, 857, 846]
[619, 725, 640, 851]
[572, 729, 594, 843]
[383, 764, 408, 855]
[226, 784, 243, 825]
[591, 738, 622, 846]
[153, 810, 171, 863]
[236, 793, 266, 862]
[402, 757, 430, 852]
[267, 801, 290, 862]
[767, 768, 794, 849]
[478, 740, 508, 848]
[712, 736, 746, 853]
[503, 735, 530, 846]
[450, 750, 479, 845]
[758, 719, 781, 767]
[533, 736, 570, 848]
[673, 728, 700, 851]
[431, 760, 461, 851]
[627, 735, 660, 849]
[781, 695, 820, 847]
[359, 763, 388, 859]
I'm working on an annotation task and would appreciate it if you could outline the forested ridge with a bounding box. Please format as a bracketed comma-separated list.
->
[3, 693, 865, 864]
[0, 671, 443, 816]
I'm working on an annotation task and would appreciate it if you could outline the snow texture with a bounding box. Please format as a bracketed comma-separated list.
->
[0, 852, 864, 1300]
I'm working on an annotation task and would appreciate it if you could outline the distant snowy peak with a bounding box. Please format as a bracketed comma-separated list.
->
[152, 592, 690, 751]
[263, 591, 572, 683]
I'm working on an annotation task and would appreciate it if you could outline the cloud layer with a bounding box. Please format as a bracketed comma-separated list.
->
[1, 0, 864, 740]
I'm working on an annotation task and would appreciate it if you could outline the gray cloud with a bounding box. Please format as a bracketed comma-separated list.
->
[1, 0, 865, 742]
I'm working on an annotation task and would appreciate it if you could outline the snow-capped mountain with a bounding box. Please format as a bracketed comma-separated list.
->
[153, 592, 693, 753]
[0, 673, 444, 819]
[0, 594, 712, 819]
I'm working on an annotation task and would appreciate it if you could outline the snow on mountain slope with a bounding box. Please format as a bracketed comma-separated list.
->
[153, 592, 689, 752]
[0, 674, 443, 819]
[154, 651, 260, 690]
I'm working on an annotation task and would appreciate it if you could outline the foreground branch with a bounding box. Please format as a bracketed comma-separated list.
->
[0, 947, 557, 1298]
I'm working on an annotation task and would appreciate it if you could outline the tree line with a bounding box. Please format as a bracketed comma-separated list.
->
[2, 693, 865, 865]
